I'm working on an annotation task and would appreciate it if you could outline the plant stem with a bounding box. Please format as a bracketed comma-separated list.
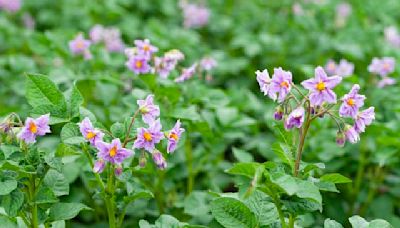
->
[294, 102, 312, 177]
[349, 146, 367, 214]
[29, 175, 38, 228]
[122, 110, 140, 147]
[106, 164, 117, 228]
[288, 214, 295, 228]
[155, 169, 165, 213]
[185, 134, 194, 195]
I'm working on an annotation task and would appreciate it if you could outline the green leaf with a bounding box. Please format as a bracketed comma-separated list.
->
[243, 190, 278, 226]
[0, 215, 17, 228]
[349, 215, 369, 228]
[60, 123, 85, 145]
[270, 173, 298, 195]
[34, 186, 59, 204]
[282, 198, 321, 214]
[1, 189, 24, 217]
[44, 169, 69, 196]
[320, 173, 352, 184]
[154, 215, 181, 228]
[232, 147, 253, 162]
[210, 197, 258, 228]
[26, 73, 66, 109]
[296, 180, 322, 205]
[49, 203, 92, 221]
[184, 191, 210, 217]
[110, 122, 125, 139]
[216, 107, 238, 126]
[324, 218, 344, 228]
[0, 180, 17, 195]
[226, 162, 262, 178]
[272, 143, 294, 169]
[30, 104, 68, 124]
[68, 84, 84, 117]
[368, 219, 393, 228]
[169, 106, 201, 121]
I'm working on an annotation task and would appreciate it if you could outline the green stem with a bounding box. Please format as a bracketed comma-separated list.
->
[106, 164, 117, 228]
[185, 136, 194, 194]
[349, 147, 367, 214]
[294, 101, 312, 177]
[30, 175, 38, 228]
[155, 170, 165, 213]
[288, 214, 295, 228]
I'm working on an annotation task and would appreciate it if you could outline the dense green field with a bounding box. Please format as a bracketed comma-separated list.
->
[1, 0, 400, 227]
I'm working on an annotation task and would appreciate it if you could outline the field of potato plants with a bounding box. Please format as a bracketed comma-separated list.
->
[0, 0, 400, 227]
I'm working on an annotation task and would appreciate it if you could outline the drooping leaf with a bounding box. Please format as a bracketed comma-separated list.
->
[49, 203, 92, 221]
[44, 169, 69, 196]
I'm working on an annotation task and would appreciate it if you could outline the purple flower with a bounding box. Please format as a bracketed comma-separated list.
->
[114, 165, 123, 176]
[93, 159, 105, 173]
[325, 60, 337, 76]
[134, 39, 158, 60]
[175, 63, 198, 83]
[89, 24, 104, 43]
[377, 77, 396, 88]
[269, 67, 293, 102]
[96, 138, 133, 164]
[152, 150, 167, 170]
[79, 117, 104, 146]
[354, 107, 375, 133]
[126, 54, 151, 75]
[180, 2, 210, 29]
[0, 0, 21, 12]
[336, 59, 354, 77]
[335, 2, 351, 27]
[167, 120, 185, 153]
[368, 57, 396, 77]
[154, 56, 175, 78]
[301, 66, 342, 106]
[344, 125, 360, 144]
[339, 84, 365, 118]
[133, 119, 165, 152]
[69, 33, 92, 60]
[137, 95, 160, 124]
[18, 114, 51, 144]
[256, 69, 272, 97]
[284, 107, 305, 130]
[384, 26, 400, 48]
[200, 57, 217, 71]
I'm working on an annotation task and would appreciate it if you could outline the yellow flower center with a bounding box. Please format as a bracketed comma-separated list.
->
[169, 133, 178, 140]
[346, 98, 355, 106]
[86, 131, 96, 139]
[29, 122, 37, 133]
[143, 44, 150, 51]
[280, 81, 289, 88]
[76, 40, 85, 49]
[316, 81, 326, 91]
[135, 60, 142, 68]
[109, 146, 117, 157]
[383, 62, 391, 70]
[143, 132, 152, 142]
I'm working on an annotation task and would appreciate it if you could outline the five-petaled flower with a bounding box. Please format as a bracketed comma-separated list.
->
[354, 107, 375, 133]
[167, 120, 185, 153]
[18, 114, 51, 144]
[133, 119, 165, 152]
[368, 57, 395, 77]
[137, 94, 160, 124]
[126, 54, 151, 75]
[79, 117, 104, 146]
[339, 84, 365, 118]
[301, 66, 342, 106]
[96, 138, 133, 164]
[284, 107, 305, 130]
[69, 33, 92, 60]
[269, 67, 293, 102]
[134, 39, 158, 60]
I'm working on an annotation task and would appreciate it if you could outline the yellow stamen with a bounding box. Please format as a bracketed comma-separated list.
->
[383, 63, 391, 70]
[169, 133, 178, 140]
[29, 122, 37, 134]
[86, 131, 96, 139]
[347, 98, 355, 106]
[135, 60, 142, 68]
[280, 81, 289, 88]
[76, 41, 84, 49]
[143, 132, 152, 142]
[316, 81, 326, 91]
[143, 44, 150, 51]
[109, 146, 117, 157]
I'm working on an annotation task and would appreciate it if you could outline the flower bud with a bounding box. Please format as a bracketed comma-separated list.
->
[152, 150, 167, 170]
[93, 159, 105, 173]
[114, 165, 123, 176]
[336, 131, 345, 147]
[139, 151, 147, 168]
[344, 124, 360, 144]
[274, 106, 283, 121]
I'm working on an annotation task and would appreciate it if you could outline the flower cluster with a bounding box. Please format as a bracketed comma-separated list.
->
[89, 25, 125, 52]
[256, 66, 375, 146]
[384, 26, 400, 49]
[124, 38, 217, 82]
[18, 114, 51, 144]
[179, 0, 210, 29]
[0, 0, 21, 13]
[324, 59, 354, 77]
[79, 95, 184, 173]
[368, 57, 396, 88]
